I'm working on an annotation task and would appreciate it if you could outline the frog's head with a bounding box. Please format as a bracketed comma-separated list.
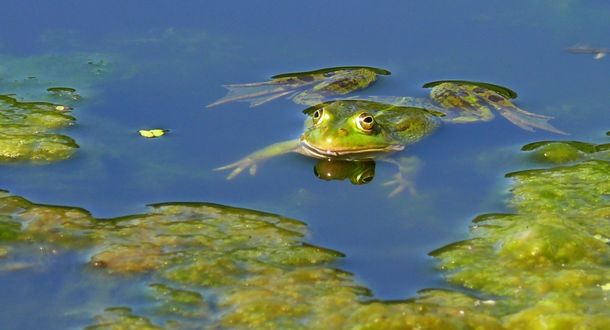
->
[300, 101, 404, 158]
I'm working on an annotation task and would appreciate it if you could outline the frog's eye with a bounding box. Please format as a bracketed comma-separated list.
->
[356, 112, 375, 132]
[312, 108, 324, 125]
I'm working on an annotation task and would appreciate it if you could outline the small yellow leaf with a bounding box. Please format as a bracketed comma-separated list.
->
[150, 129, 166, 137]
[601, 283, 610, 291]
[139, 129, 168, 138]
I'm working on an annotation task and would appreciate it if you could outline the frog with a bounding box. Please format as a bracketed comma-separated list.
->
[208, 66, 565, 195]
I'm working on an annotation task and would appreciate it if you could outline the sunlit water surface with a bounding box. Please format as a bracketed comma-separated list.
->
[1, 1, 610, 328]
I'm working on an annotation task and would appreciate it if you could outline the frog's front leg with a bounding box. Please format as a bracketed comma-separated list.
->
[380, 156, 422, 197]
[215, 139, 300, 179]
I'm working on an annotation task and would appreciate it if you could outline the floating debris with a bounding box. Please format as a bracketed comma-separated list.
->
[565, 44, 609, 60]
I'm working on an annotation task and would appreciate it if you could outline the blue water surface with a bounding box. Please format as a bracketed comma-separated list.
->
[1, 1, 610, 328]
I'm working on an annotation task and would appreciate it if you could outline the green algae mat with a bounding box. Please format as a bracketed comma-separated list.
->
[0, 135, 608, 329]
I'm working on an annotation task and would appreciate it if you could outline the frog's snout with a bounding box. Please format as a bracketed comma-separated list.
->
[337, 128, 349, 137]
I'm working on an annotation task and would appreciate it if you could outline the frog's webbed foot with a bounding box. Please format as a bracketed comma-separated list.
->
[383, 171, 416, 197]
[381, 156, 422, 197]
[496, 106, 568, 135]
[214, 139, 300, 180]
[206, 81, 299, 108]
[214, 158, 258, 180]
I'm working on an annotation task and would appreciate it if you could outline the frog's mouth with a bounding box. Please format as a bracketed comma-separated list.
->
[299, 139, 404, 159]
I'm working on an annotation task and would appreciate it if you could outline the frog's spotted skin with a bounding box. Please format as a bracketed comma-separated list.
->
[206, 66, 389, 108]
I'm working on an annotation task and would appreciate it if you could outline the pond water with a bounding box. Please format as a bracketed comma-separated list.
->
[1, 1, 610, 328]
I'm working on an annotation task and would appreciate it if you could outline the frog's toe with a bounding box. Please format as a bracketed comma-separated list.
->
[385, 181, 405, 197]
[383, 173, 416, 197]
[213, 163, 236, 173]
[215, 159, 255, 180]
[225, 167, 243, 180]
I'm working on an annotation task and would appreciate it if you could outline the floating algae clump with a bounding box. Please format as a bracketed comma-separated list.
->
[0, 53, 113, 162]
[1, 134, 610, 328]
[0, 94, 78, 162]
[522, 139, 610, 164]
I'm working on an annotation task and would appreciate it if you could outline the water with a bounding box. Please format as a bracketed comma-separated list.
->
[1, 0, 610, 327]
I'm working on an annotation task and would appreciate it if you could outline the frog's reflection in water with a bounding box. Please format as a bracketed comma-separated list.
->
[313, 156, 422, 197]
[313, 159, 375, 185]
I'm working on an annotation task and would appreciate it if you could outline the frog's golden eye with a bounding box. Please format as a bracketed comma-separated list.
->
[312, 108, 324, 125]
[356, 112, 375, 131]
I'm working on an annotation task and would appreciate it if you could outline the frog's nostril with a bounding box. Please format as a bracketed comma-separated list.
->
[337, 128, 348, 136]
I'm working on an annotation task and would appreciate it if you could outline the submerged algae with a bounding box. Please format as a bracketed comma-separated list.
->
[0, 135, 609, 328]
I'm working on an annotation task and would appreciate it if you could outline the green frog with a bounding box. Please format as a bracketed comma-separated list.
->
[209, 66, 565, 195]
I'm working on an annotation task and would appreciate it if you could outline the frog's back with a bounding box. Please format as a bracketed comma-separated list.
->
[369, 102, 441, 145]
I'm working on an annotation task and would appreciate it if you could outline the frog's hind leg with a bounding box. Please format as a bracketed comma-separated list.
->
[207, 81, 299, 108]
[428, 82, 567, 134]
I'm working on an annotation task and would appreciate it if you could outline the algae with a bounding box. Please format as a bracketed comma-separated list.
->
[85, 307, 163, 330]
[0, 94, 78, 162]
[432, 133, 610, 328]
[0, 133, 609, 328]
[0, 53, 113, 163]
[522, 139, 610, 164]
[0, 195, 499, 329]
